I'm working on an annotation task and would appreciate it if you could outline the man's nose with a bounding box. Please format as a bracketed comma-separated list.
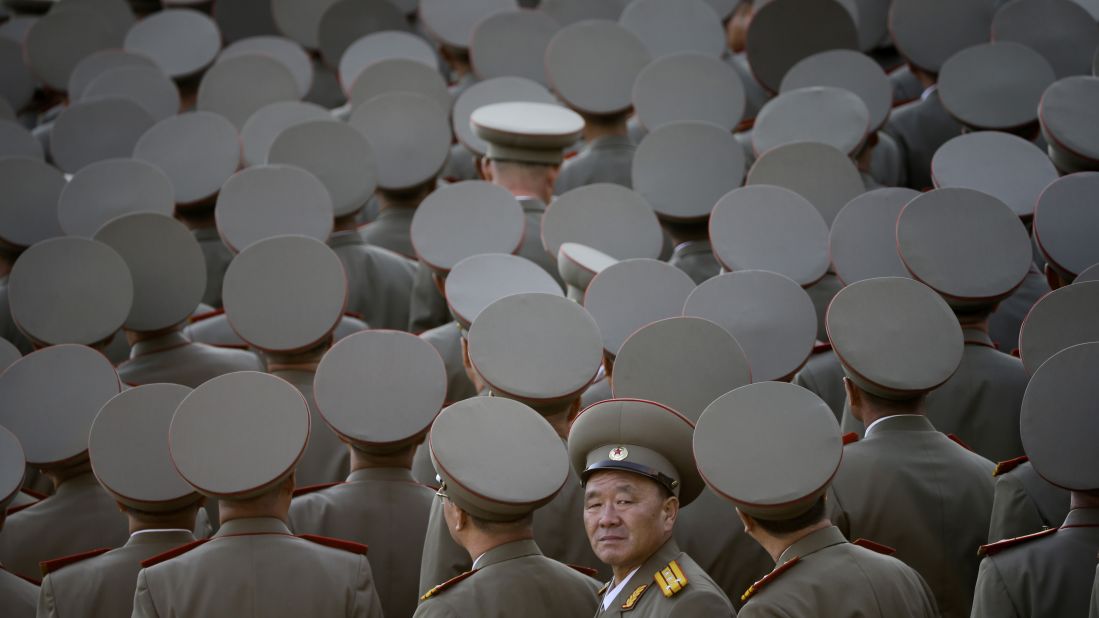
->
[597, 504, 622, 527]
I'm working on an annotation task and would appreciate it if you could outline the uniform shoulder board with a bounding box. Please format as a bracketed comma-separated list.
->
[6, 501, 37, 517]
[420, 570, 475, 601]
[993, 455, 1029, 477]
[621, 583, 649, 610]
[39, 547, 111, 576]
[19, 488, 47, 500]
[292, 482, 343, 498]
[842, 432, 859, 445]
[812, 341, 832, 354]
[978, 527, 1058, 557]
[946, 433, 972, 451]
[568, 564, 599, 577]
[140, 539, 210, 568]
[189, 308, 223, 323]
[653, 560, 689, 598]
[852, 538, 896, 555]
[298, 534, 367, 555]
[741, 557, 800, 603]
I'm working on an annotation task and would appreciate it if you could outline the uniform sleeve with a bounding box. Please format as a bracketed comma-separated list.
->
[987, 473, 1045, 542]
[418, 500, 472, 596]
[1089, 563, 1099, 618]
[36, 574, 56, 618]
[412, 598, 461, 618]
[668, 591, 737, 618]
[969, 557, 1021, 618]
[738, 601, 794, 618]
[352, 555, 384, 618]
[131, 569, 160, 618]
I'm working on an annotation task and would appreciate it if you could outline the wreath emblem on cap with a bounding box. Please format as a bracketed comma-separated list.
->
[609, 446, 629, 461]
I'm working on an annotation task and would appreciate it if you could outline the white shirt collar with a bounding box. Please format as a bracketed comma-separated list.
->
[865, 414, 923, 436]
[602, 567, 641, 611]
[130, 528, 191, 538]
[471, 552, 488, 570]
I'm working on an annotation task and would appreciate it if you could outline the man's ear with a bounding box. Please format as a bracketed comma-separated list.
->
[544, 164, 561, 196]
[735, 508, 754, 534]
[842, 377, 863, 423]
[460, 336, 485, 393]
[479, 158, 494, 182]
[566, 397, 583, 424]
[662, 495, 679, 533]
[474, 156, 487, 181]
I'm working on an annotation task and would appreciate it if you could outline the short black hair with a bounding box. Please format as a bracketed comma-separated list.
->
[752, 496, 827, 536]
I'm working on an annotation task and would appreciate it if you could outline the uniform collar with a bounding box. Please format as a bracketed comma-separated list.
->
[214, 517, 292, 537]
[327, 231, 364, 248]
[585, 135, 634, 151]
[376, 207, 416, 221]
[864, 414, 936, 438]
[606, 537, 682, 607]
[192, 227, 220, 241]
[961, 327, 995, 348]
[472, 538, 542, 570]
[1062, 508, 1099, 528]
[55, 472, 101, 496]
[672, 239, 712, 257]
[517, 196, 547, 214]
[127, 529, 196, 547]
[130, 330, 191, 358]
[777, 525, 847, 565]
[346, 467, 416, 483]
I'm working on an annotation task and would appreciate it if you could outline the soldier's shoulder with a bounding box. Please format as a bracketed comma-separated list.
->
[39, 547, 112, 577]
[741, 557, 801, 604]
[979, 527, 1059, 558]
[296, 534, 368, 557]
[140, 539, 210, 569]
[419, 570, 476, 602]
[993, 455, 1029, 477]
[292, 482, 344, 498]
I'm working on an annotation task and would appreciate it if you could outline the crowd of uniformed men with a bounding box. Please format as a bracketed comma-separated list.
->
[0, 0, 1098, 615]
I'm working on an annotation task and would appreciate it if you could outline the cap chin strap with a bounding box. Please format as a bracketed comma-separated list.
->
[583, 460, 680, 497]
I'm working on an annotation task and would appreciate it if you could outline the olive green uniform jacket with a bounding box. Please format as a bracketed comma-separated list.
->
[37, 529, 195, 618]
[828, 415, 995, 617]
[117, 331, 263, 388]
[414, 539, 600, 618]
[987, 458, 1070, 542]
[0, 474, 129, 580]
[838, 329, 1027, 463]
[738, 525, 938, 617]
[674, 488, 772, 611]
[290, 468, 435, 618]
[594, 538, 734, 617]
[418, 457, 609, 595]
[132, 517, 383, 618]
[554, 136, 635, 194]
[0, 564, 37, 618]
[972, 508, 1099, 618]
[328, 231, 417, 332]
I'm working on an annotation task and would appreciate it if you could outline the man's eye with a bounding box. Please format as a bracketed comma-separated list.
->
[616, 499, 632, 506]
[586, 502, 602, 510]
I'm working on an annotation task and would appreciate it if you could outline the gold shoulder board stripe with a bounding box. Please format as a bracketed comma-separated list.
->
[654, 560, 689, 598]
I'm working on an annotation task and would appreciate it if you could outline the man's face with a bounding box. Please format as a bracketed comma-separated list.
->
[583, 469, 677, 572]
